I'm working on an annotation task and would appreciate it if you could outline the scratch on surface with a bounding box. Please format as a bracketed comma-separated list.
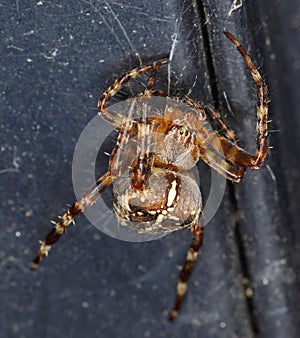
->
[104, 1, 142, 66]
[0, 255, 28, 273]
[228, 0, 243, 16]
[41, 48, 59, 60]
[266, 164, 276, 182]
[186, 75, 198, 97]
[168, 23, 179, 95]
[167, 1, 188, 95]
[0, 146, 20, 174]
[207, 279, 227, 297]
[15, 0, 20, 17]
[85, 0, 142, 66]
[110, 3, 172, 23]
[259, 258, 295, 285]
[265, 164, 279, 203]
[7, 45, 24, 52]
[84, 0, 126, 57]
[223, 91, 235, 117]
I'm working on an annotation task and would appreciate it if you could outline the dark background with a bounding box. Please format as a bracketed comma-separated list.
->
[1, 1, 299, 337]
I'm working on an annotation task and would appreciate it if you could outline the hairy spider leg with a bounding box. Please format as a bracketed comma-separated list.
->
[131, 62, 162, 190]
[98, 60, 169, 126]
[192, 32, 268, 181]
[144, 60, 161, 93]
[202, 105, 246, 181]
[216, 32, 269, 169]
[97, 60, 169, 190]
[131, 121, 155, 190]
[32, 101, 144, 269]
[169, 223, 204, 321]
[179, 97, 246, 182]
[170, 33, 268, 319]
[199, 143, 245, 182]
[109, 98, 140, 177]
[206, 106, 237, 142]
[31, 172, 114, 269]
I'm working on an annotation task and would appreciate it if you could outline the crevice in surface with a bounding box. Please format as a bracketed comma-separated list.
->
[195, 1, 259, 335]
[194, 0, 220, 108]
[227, 183, 259, 335]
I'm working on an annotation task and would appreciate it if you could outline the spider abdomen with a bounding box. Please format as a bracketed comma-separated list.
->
[113, 168, 202, 236]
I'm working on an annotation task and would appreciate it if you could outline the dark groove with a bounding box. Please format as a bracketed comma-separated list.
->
[196, 1, 259, 334]
[227, 183, 259, 335]
[196, 0, 220, 108]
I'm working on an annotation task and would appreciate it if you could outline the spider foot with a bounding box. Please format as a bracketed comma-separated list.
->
[31, 240, 51, 270]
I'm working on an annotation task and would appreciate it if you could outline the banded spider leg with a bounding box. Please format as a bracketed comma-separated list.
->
[169, 32, 268, 320]
[31, 61, 169, 269]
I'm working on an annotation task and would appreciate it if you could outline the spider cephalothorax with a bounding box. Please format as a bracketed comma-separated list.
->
[32, 32, 268, 321]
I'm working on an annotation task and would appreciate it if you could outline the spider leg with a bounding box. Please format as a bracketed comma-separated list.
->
[206, 105, 237, 142]
[131, 70, 170, 190]
[196, 33, 268, 178]
[107, 96, 155, 190]
[109, 103, 139, 177]
[169, 222, 204, 321]
[223, 32, 268, 168]
[31, 172, 114, 270]
[199, 144, 245, 182]
[131, 122, 155, 190]
[144, 61, 160, 94]
[206, 130, 267, 172]
[192, 117, 245, 182]
[98, 60, 169, 126]
[203, 105, 247, 180]
[149, 89, 168, 97]
[32, 99, 146, 270]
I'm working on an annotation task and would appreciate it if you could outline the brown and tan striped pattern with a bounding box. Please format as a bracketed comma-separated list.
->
[98, 60, 169, 125]
[169, 224, 204, 321]
[32, 32, 269, 321]
[222, 32, 269, 169]
[32, 172, 114, 269]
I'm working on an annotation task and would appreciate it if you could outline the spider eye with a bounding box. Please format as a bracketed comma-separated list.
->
[178, 125, 189, 136]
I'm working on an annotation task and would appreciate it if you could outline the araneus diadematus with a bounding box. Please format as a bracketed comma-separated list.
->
[32, 32, 268, 321]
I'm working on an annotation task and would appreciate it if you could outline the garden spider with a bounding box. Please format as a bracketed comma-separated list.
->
[31, 32, 268, 321]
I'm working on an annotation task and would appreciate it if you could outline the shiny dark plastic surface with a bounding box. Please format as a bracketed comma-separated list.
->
[1, 1, 299, 337]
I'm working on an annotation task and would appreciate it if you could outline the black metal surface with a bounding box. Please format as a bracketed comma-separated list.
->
[1, 1, 299, 337]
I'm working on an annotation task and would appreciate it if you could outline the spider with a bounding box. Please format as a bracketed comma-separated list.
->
[31, 32, 268, 321]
